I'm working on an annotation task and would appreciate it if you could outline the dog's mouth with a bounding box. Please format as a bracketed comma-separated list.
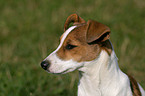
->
[46, 68, 73, 75]
[46, 65, 83, 75]
[54, 68, 72, 75]
[47, 68, 76, 75]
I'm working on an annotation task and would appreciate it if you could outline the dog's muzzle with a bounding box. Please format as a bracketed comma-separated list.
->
[41, 60, 50, 70]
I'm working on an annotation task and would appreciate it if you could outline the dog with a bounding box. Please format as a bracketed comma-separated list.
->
[41, 14, 145, 96]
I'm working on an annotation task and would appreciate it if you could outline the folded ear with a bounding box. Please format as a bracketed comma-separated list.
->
[64, 14, 86, 31]
[86, 20, 111, 43]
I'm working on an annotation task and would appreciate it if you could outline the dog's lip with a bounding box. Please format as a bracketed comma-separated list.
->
[46, 68, 72, 75]
[46, 66, 83, 75]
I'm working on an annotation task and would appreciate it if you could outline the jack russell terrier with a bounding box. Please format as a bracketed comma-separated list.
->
[41, 14, 145, 96]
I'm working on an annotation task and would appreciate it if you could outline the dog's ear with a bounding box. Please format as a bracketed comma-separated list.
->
[86, 20, 111, 43]
[64, 14, 86, 31]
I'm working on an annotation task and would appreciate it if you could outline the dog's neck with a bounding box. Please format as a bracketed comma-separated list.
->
[78, 50, 132, 96]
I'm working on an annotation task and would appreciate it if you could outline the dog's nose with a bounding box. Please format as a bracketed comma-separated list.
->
[41, 61, 50, 70]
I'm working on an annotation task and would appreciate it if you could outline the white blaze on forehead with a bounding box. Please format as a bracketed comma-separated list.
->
[46, 26, 77, 58]
[53, 26, 76, 53]
[59, 26, 77, 48]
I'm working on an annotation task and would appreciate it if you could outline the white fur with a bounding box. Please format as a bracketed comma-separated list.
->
[78, 50, 145, 96]
[139, 84, 145, 96]
[78, 50, 133, 96]
[44, 26, 145, 96]
[46, 53, 84, 74]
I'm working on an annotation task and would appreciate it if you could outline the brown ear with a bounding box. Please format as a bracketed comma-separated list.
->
[86, 20, 111, 43]
[64, 14, 86, 31]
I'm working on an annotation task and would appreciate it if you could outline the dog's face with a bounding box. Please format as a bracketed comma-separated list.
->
[41, 14, 112, 74]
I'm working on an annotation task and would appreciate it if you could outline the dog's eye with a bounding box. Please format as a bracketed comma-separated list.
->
[65, 44, 77, 50]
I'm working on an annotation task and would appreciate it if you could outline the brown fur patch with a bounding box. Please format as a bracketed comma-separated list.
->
[64, 14, 86, 31]
[128, 74, 141, 96]
[57, 24, 112, 62]
[100, 40, 112, 55]
[86, 20, 111, 43]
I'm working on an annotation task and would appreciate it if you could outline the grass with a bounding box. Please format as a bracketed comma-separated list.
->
[0, 0, 145, 96]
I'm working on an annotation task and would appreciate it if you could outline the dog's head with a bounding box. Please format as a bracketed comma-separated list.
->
[41, 14, 112, 74]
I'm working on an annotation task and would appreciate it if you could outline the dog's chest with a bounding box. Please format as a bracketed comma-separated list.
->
[78, 79, 101, 96]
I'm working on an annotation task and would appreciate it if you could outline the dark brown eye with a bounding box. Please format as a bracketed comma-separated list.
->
[65, 44, 77, 50]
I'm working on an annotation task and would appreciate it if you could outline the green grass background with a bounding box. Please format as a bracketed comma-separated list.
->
[0, 0, 145, 96]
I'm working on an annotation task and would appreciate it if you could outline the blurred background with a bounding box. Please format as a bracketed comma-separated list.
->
[0, 0, 145, 96]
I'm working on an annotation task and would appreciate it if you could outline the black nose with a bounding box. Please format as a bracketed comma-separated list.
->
[41, 61, 50, 70]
